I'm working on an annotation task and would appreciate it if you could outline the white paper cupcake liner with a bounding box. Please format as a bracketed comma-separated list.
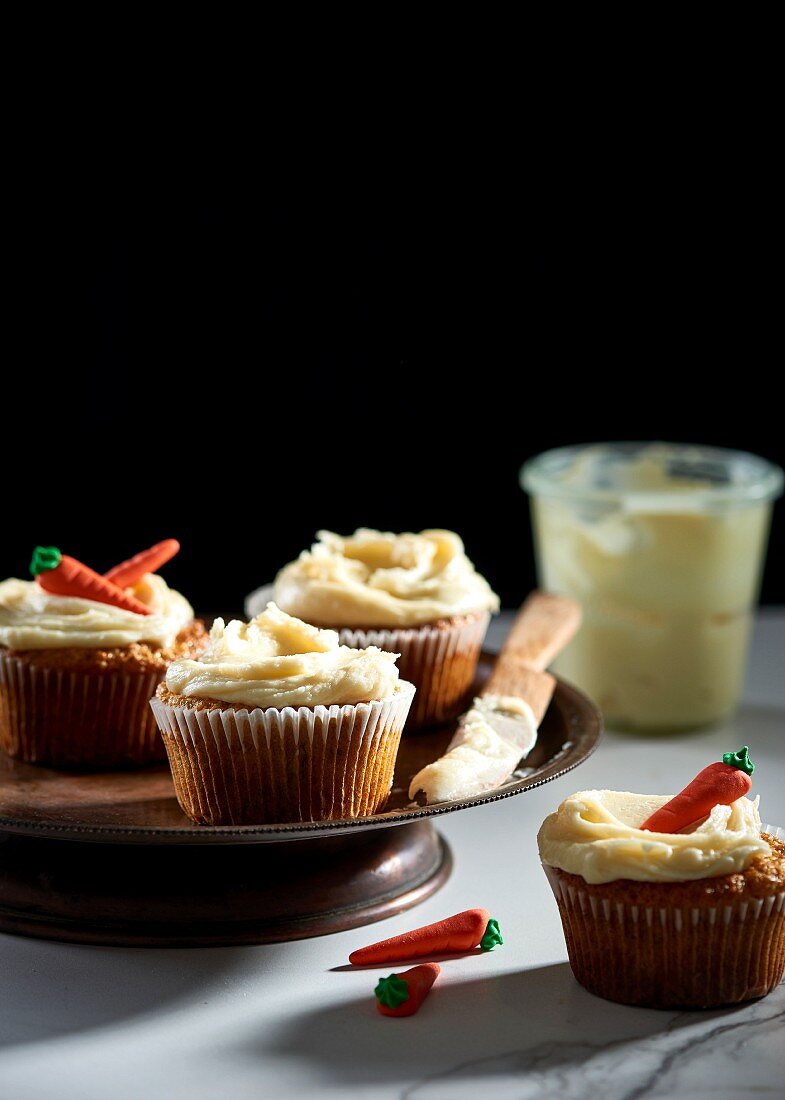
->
[150, 680, 415, 825]
[0, 651, 165, 768]
[543, 824, 785, 1008]
[339, 611, 490, 729]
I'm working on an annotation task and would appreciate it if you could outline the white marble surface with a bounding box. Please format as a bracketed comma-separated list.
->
[1, 612, 784, 1100]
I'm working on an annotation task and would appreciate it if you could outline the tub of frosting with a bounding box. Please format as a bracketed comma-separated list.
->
[522, 442, 782, 731]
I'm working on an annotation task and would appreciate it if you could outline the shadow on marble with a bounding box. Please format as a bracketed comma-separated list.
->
[0, 937, 262, 1049]
[257, 961, 759, 1091]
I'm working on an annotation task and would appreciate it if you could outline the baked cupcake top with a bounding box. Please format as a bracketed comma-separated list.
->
[537, 788, 771, 884]
[0, 575, 194, 650]
[274, 528, 500, 628]
[164, 602, 403, 709]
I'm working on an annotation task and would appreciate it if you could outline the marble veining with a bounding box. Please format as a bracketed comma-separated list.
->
[403, 985, 785, 1099]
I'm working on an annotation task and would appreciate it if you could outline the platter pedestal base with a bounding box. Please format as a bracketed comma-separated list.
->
[0, 822, 451, 947]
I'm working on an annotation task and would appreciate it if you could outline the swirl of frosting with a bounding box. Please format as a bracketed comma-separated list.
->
[274, 529, 500, 628]
[0, 575, 194, 650]
[165, 602, 404, 708]
[537, 789, 771, 884]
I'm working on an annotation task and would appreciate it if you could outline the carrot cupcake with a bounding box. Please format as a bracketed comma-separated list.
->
[273, 529, 499, 729]
[0, 542, 206, 768]
[538, 748, 785, 1008]
[150, 602, 415, 825]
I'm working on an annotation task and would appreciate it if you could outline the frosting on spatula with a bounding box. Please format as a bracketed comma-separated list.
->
[409, 695, 538, 804]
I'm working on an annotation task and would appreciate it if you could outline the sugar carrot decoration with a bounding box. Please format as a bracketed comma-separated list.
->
[640, 746, 755, 834]
[375, 963, 440, 1017]
[30, 547, 153, 616]
[104, 539, 180, 588]
[349, 908, 502, 966]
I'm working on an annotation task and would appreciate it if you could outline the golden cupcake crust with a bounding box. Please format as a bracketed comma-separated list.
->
[157, 683, 241, 712]
[1, 620, 208, 674]
[551, 832, 785, 904]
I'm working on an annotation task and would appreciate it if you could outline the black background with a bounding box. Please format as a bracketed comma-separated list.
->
[4, 153, 782, 613]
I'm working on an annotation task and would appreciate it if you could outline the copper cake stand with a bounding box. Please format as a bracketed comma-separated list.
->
[0, 654, 601, 947]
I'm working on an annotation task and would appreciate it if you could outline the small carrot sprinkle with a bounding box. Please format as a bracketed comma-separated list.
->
[640, 747, 755, 833]
[31, 547, 152, 616]
[104, 539, 180, 588]
[350, 908, 501, 966]
[375, 963, 440, 1017]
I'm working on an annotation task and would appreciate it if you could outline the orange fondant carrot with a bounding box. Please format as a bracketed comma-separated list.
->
[375, 963, 440, 1017]
[349, 909, 502, 966]
[104, 539, 180, 588]
[640, 747, 755, 834]
[30, 547, 152, 616]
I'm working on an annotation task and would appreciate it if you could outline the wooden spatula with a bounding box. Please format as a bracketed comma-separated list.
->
[482, 591, 582, 722]
[408, 591, 582, 804]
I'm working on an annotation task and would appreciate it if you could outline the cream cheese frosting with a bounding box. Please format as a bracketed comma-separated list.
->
[537, 788, 771, 884]
[273, 528, 500, 628]
[0, 575, 194, 650]
[164, 602, 403, 709]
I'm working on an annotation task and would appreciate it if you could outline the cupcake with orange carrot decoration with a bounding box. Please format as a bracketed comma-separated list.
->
[0, 541, 207, 768]
[538, 747, 785, 1008]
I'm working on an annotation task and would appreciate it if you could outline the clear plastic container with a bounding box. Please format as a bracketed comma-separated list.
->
[521, 443, 783, 731]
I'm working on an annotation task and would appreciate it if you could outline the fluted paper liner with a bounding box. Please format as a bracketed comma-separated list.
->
[543, 824, 785, 1009]
[339, 612, 489, 730]
[0, 651, 165, 767]
[150, 680, 415, 825]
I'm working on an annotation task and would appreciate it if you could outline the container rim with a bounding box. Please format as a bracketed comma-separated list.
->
[521, 442, 784, 508]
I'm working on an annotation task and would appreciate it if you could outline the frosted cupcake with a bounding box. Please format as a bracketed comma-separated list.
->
[150, 602, 415, 825]
[273, 529, 499, 729]
[538, 750, 785, 1008]
[0, 542, 206, 768]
